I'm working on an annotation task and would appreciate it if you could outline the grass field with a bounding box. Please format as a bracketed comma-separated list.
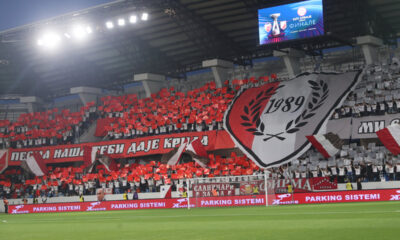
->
[0, 201, 399, 240]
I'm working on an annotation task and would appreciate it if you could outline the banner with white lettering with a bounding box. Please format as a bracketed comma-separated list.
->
[8, 131, 235, 165]
[8, 189, 400, 214]
[349, 114, 400, 139]
[321, 113, 400, 140]
[265, 177, 337, 194]
[8, 113, 400, 166]
[269, 189, 400, 205]
[224, 71, 363, 168]
[192, 183, 236, 197]
[8, 196, 264, 214]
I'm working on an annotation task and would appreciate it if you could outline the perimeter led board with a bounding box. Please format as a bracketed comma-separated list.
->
[258, 0, 324, 45]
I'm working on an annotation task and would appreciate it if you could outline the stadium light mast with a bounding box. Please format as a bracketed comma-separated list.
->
[35, 11, 150, 51]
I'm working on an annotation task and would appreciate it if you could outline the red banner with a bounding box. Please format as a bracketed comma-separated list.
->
[0, 149, 8, 173]
[310, 177, 338, 190]
[268, 189, 400, 205]
[240, 180, 265, 195]
[267, 177, 337, 193]
[192, 183, 236, 197]
[8, 196, 264, 214]
[8, 130, 235, 165]
[8, 189, 400, 214]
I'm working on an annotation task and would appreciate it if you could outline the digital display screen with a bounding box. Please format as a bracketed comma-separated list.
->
[258, 0, 324, 45]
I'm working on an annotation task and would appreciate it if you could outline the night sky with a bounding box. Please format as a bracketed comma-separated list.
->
[0, 0, 114, 32]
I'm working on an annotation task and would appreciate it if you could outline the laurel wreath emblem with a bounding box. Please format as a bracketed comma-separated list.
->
[241, 80, 329, 142]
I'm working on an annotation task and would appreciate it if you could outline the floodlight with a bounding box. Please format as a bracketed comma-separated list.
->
[106, 21, 114, 29]
[141, 12, 148, 21]
[129, 15, 137, 24]
[37, 32, 61, 49]
[72, 25, 87, 40]
[86, 26, 93, 34]
[118, 18, 126, 26]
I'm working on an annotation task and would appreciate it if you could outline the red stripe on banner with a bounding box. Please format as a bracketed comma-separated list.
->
[8, 130, 234, 165]
[33, 152, 48, 176]
[0, 149, 8, 174]
[190, 139, 208, 158]
[376, 128, 400, 155]
[226, 82, 280, 151]
[306, 135, 330, 158]
[82, 146, 92, 168]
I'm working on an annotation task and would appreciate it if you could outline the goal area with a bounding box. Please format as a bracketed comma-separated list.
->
[183, 173, 294, 209]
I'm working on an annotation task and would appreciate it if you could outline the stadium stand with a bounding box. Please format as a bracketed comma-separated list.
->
[1, 0, 400, 215]
[2, 61, 400, 200]
[0, 152, 261, 199]
[0, 102, 97, 149]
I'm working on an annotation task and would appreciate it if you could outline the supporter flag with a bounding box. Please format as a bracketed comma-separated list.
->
[98, 154, 118, 172]
[0, 149, 8, 174]
[376, 124, 400, 155]
[186, 139, 209, 168]
[224, 71, 363, 168]
[160, 185, 172, 199]
[21, 152, 48, 176]
[83, 146, 98, 172]
[306, 132, 343, 158]
[161, 141, 188, 166]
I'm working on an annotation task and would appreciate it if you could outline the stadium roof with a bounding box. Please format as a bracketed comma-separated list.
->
[0, 0, 399, 99]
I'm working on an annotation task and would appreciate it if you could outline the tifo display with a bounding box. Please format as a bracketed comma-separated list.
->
[2, 62, 400, 212]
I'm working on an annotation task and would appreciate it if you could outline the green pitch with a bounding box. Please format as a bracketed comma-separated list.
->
[0, 201, 399, 240]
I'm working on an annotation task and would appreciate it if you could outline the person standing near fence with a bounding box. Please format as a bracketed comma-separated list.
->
[123, 191, 128, 200]
[346, 180, 353, 190]
[253, 186, 259, 195]
[3, 197, 8, 213]
[287, 183, 293, 194]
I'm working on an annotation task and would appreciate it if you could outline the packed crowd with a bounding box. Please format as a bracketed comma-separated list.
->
[332, 59, 400, 119]
[3, 61, 400, 148]
[0, 75, 275, 148]
[2, 63, 400, 200]
[0, 152, 261, 199]
[97, 76, 275, 139]
[0, 102, 97, 149]
[273, 142, 400, 183]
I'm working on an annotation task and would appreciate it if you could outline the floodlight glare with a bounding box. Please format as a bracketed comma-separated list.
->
[37, 32, 61, 49]
[141, 12, 148, 21]
[118, 18, 126, 26]
[86, 26, 93, 34]
[106, 21, 114, 29]
[72, 25, 87, 40]
[64, 33, 71, 39]
[129, 15, 137, 24]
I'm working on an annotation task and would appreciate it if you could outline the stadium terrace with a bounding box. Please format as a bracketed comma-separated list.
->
[1, 1, 400, 239]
